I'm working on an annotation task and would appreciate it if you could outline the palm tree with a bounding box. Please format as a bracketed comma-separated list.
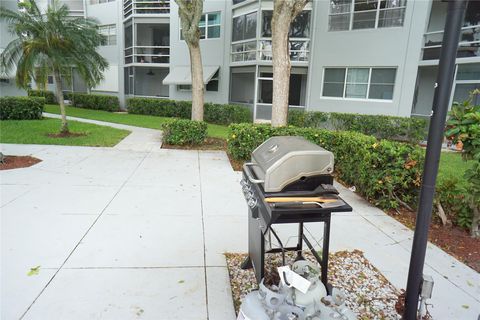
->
[0, 0, 108, 133]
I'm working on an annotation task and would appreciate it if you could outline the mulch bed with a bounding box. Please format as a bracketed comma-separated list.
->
[0, 156, 42, 170]
[388, 208, 480, 273]
[225, 250, 405, 319]
[46, 132, 86, 138]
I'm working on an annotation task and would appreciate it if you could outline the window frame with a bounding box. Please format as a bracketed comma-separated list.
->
[99, 24, 117, 46]
[90, 0, 115, 5]
[328, 0, 407, 32]
[180, 11, 221, 41]
[321, 67, 397, 102]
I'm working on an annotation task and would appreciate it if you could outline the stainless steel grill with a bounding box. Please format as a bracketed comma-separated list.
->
[245, 136, 334, 192]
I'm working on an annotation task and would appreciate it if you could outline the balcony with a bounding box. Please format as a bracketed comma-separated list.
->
[123, 0, 170, 19]
[124, 46, 169, 64]
[422, 25, 480, 61]
[231, 39, 310, 63]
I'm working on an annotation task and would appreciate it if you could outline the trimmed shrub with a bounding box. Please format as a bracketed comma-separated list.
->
[126, 97, 251, 124]
[127, 98, 190, 118]
[27, 89, 56, 104]
[204, 103, 251, 125]
[288, 110, 428, 143]
[0, 96, 45, 120]
[227, 123, 424, 210]
[161, 118, 207, 145]
[66, 93, 119, 112]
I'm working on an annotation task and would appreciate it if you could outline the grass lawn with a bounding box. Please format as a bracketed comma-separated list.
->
[0, 118, 130, 147]
[438, 151, 474, 187]
[43, 105, 229, 139]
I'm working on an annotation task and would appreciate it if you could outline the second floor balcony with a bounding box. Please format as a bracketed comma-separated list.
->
[231, 39, 310, 64]
[123, 0, 170, 19]
[422, 25, 480, 61]
[124, 46, 170, 64]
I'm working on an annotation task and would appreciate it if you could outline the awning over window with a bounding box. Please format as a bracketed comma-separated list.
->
[162, 66, 219, 85]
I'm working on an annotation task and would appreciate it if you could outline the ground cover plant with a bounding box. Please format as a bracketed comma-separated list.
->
[44, 104, 229, 139]
[0, 118, 130, 147]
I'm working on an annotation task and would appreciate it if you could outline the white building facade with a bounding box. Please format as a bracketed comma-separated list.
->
[1, 0, 479, 122]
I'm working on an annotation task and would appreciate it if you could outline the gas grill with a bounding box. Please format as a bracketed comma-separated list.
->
[240, 136, 352, 293]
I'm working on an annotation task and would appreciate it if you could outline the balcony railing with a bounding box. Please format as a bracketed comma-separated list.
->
[231, 39, 310, 63]
[124, 46, 170, 64]
[422, 25, 480, 60]
[123, 0, 170, 19]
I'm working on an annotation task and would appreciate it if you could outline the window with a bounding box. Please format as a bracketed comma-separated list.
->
[322, 67, 396, 100]
[181, 12, 221, 40]
[0, 78, 9, 84]
[232, 12, 257, 42]
[47, 75, 54, 84]
[90, 0, 115, 4]
[329, 0, 406, 31]
[206, 70, 219, 91]
[453, 63, 480, 105]
[177, 84, 192, 91]
[176, 71, 220, 92]
[99, 24, 116, 45]
[262, 10, 311, 38]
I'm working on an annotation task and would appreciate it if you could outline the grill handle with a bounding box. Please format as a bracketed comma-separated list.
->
[243, 163, 264, 184]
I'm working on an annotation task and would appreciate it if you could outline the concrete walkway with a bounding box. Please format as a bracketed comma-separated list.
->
[1, 141, 479, 319]
[43, 112, 163, 152]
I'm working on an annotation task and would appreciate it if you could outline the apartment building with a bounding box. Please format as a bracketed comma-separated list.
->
[1, 0, 479, 122]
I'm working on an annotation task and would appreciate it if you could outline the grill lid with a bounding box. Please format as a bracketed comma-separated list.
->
[250, 136, 334, 192]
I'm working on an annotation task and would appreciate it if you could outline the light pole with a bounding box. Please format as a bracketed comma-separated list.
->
[403, 0, 468, 318]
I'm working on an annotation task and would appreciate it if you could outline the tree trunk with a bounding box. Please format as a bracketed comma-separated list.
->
[188, 43, 204, 121]
[270, 0, 308, 127]
[471, 204, 480, 238]
[53, 69, 69, 134]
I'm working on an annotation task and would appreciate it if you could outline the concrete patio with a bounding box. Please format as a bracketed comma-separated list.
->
[1, 142, 479, 319]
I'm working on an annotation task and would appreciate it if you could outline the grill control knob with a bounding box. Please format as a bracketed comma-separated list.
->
[247, 197, 258, 209]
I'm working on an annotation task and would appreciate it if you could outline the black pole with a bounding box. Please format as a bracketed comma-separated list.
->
[403, 0, 467, 319]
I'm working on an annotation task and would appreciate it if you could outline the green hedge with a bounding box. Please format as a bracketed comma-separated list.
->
[288, 110, 428, 143]
[127, 97, 251, 125]
[161, 118, 207, 145]
[27, 89, 56, 104]
[0, 96, 45, 120]
[66, 93, 119, 112]
[127, 98, 190, 118]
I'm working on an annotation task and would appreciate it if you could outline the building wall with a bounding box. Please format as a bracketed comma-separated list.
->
[0, 0, 26, 97]
[168, 0, 232, 104]
[84, 0, 123, 101]
[306, 0, 431, 117]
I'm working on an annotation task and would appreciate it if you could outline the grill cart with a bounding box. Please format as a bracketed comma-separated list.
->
[240, 136, 353, 293]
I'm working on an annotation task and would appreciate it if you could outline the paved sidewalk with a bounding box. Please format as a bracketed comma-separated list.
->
[1, 143, 479, 319]
[43, 112, 162, 152]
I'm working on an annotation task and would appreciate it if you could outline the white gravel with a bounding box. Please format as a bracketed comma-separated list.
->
[225, 250, 403, 320]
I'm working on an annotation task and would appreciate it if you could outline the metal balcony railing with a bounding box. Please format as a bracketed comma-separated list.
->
[231, 39, 310, 63]
[422, 25, 480, 60]
[123, 0, 170, 18]
[124, 46, 170, 64]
